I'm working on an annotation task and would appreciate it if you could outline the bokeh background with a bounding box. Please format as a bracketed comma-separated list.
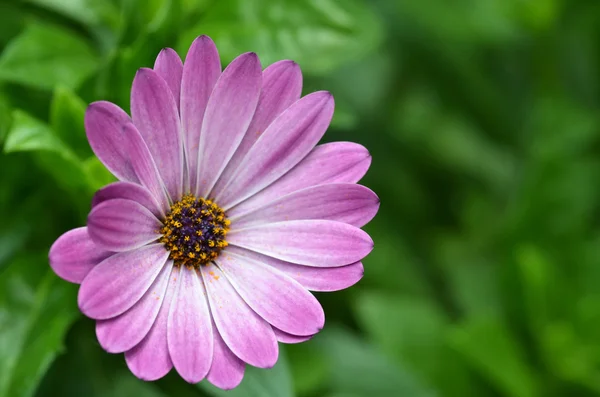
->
[0, 0, 598, 396]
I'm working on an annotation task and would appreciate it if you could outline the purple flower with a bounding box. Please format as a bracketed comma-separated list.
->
[49, 36, 378, 388]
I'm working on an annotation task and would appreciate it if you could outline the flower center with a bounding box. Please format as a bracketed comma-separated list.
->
[159, 194, 230, 268]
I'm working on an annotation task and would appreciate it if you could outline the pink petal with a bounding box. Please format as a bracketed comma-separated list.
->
[167, 266, 213, 383]
[207, 320, 245, 390]
[78, 244, 169, 320]
[125, 266, 180, 381]
[279, 261, 364, 292]
[124, 122, 170, 212]
[92, 181, 164, 218]
[200, 263, 278, 368]
[228, 220, 373, 267]
[273, 328, 314, 344]
[226, 246, 364, 292]
[180, 36, 221, 193]
[194, 52, 262, 197]
[154, 48, 183, 111]
[49, 227, 112, 284]
[217, 91, 334, 209]
[232, 183, 379, 229]
[96, 262, 172, 353]
[228, 142, 371, 217]
[85, 101, 137, 182]
[217, 252, 324, 336]
[211, 60, 302, 199]
[87, 198, 161, 252]
[131, 68, 183, 201]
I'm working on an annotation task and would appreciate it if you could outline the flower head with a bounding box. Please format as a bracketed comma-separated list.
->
[49, 35, 378, 388]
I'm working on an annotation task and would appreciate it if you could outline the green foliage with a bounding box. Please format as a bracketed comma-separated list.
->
[448, 318, 540, 397]
[5, 110, 73, 155]
[4, 110, 92, 205]
[49, 87, 91, 159]
[24, 0, 118, 27]
[315, 327, 436, 397]
[0, 254, 78, 397]
[198, 349, 293, 397]
[178, 0, 382, 75]
[354, 292, 475, 397]
[0, 0, 599, 396]
[0, 23, 98, 90]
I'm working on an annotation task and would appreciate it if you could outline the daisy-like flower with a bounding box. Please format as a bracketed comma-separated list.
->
[49, 35, 378, 388]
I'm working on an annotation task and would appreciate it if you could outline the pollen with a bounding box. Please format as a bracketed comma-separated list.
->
[159, 194, 230, 268]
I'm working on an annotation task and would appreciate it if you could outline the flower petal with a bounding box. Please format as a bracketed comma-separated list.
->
[85, 101, 137, 182]
[168, 266, 213, 383]
[194, 52, 262, 197]
[87, 198, 161, 252]
[181, 36, 221, 193]
[91, 181, 164, 218]
[49, 227, 112, 284]
[200, 263, 278, 368]
[228, 220, 373, 267]
[78, 244, 169, 320]
[211, 60, 302, 198]
[225, 246, 364, 292]
[154, 48, 183, 111]
[217, 252, 324, 336]
[273, 328, 314, 344]
[131, 68, 183, 200]
[232, 183, 379, 229]
[125, 266, 179, 381]
[207, 321, 245, 390]
[279, 261, 364, 292]
[124, 122, 170, 212]
[96, 261, 172, 353]
[228, 142, 371, 217]
[217, 91, 334, 209]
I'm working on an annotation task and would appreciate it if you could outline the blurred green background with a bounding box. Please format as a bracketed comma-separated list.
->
[0, 0, 598, 396]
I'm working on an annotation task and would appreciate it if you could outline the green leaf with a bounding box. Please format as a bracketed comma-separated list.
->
[0, 23, 98, 90]
[144, 0, 183, 37]
[83, 156, 117, 191]
[329, 99, 359, 130]
[511, 0, 560, 31]
[393, 0, 519, 44]
[434, 236, 502, 318]
[361, 228, 431, 296]
[0, 94, 12, 145]
[23, 0, 122, 52]
[36, 319, 170, 397]
[539, 320, 600, 392]
[118, 0, 183, 48]
[315, 326, 437, 397]
[24, 0, 118, 27]
[307, 50, 393, 126]
[322, 395, 360, 397]
[448, 317, 541, 397]
[4, 110, 94, 210]
[0, 253, 79, 397]
[0, 3, 25, 49]
[0, 154, 70, 271]
[198, 348, 294, 397]
[515, 245, 552, 334]
[178, 0, 383, 75]
[393, 87, 516, 192]
[50, 86, 92, 159]
[354, 292, 474, 397]
[106, 376, 169, 397]
[109, 32, 167, 109]
[354, 292, 445, 362]
[286, 343, 328, 396]
[4, 110, 71, 155]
